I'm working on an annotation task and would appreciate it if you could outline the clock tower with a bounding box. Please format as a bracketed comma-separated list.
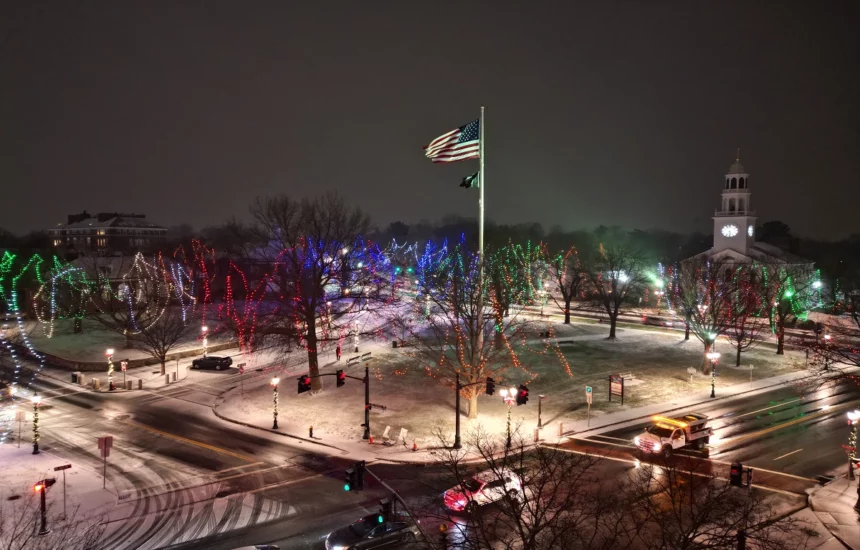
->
[713, 152, 757, 255]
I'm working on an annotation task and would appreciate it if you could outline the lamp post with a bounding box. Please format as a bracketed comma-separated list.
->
[201, 325, 209, 358]
[848, 410, 860, 481]
[706, 351, 720, 398]
[106, 348, 115, 391]
[538, 394, 546, 428]
[499, 387, 516, 449]
[271, 377, 279, 430]
[32, 393, 41, 454]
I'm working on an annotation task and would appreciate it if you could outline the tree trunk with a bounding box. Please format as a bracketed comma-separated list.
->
[776, 329, 785, 355]
[494, 325, 504, 350]
[702, 342, 712, 374]
[307, 321, 322, 392]
[160, 360, 166, 376]
[73, 318, 82, 334]
[736, 346, 742, 367]
[467, 392, 478, 419]
[564, 301, 571, 324]
[608, 315, 617, 339]
[124, 329, 132, 349]
[684, 323, 690, 341]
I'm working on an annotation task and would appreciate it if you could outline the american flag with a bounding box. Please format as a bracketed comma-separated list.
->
[424, 119, 480, 163]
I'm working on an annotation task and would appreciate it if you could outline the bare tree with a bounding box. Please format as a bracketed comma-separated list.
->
[757, 261, 816, 355]
[547, 245, 586, 325]
[0, 489, 105, 550]
[725, 268, 768, 366]
[82, 253, 170, 349]
[584, 242, 646, 339]
[808, 291, 860, 373]
[394, 241, 562, 419]
[244, 193, 393, 392]
[625, 458, 813, 550]
[129, 305, 197, 375]
[675, 256, 737, 373]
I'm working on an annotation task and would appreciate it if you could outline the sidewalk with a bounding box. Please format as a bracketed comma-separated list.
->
[810, 474, 860, 549]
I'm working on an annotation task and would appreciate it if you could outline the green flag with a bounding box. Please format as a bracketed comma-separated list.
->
[459, 172, 480, 189]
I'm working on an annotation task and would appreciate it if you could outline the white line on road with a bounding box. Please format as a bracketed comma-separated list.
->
[773, 449, 803, 461]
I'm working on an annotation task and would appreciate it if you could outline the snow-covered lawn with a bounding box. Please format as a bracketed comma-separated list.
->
[215, 321, 805, 451]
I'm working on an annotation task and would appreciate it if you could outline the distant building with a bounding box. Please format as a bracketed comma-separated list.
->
[48, 211, 167, 254]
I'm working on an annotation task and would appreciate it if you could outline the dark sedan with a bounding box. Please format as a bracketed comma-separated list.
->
[191, 356, 233, 370]
[325, 513, 420, 549]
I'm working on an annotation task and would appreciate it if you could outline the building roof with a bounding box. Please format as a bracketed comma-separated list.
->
[727, 160, 747, 175]
[52, 216, 166, 230]
[689, 243, 813, 267]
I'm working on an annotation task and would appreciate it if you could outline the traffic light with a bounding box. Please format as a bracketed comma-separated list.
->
[336, 370, 346, 387]
[378, 498, 393, 523]
[33, 478, 55, 492]
[485, 377, 495, 396]
[516, 384, 529, 406]
[344, 468, 357, 491]
[729, 462, 743, 487]
[357, 460, 366, 489]
[297, 374, 312, 394]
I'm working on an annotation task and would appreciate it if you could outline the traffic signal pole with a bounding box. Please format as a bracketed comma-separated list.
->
[364, 365, 371, 440]
[39, 483, 48, 535]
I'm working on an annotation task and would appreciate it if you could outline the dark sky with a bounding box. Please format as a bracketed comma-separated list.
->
[3, 2, 858, 239]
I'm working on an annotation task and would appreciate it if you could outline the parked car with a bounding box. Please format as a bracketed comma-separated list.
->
[325, 512, 420, 549]
[642, 316, 674, 327]
[443, 468, 522, 513]
[191, 356, 233, 370]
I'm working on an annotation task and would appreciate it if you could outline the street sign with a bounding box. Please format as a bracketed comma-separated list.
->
[15, 410, 25, 421]
[609, 374, 625, 405]
[98, 436, 113, 457]
[238, 366, 245, 375]
[53, 464, 72, 471]
[120, 361, 127, 372]
[585, 386, 593, 405]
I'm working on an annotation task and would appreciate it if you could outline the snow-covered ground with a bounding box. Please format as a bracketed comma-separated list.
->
[214, 320, 806, 454]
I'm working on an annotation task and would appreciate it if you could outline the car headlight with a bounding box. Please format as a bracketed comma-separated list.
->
[652, 442, 661, 452]
[634, 437, 640, 445]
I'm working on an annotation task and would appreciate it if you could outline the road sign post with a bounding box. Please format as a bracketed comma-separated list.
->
[687, 366, 696, 383]
[54, 464, 72, 519]
[97, 436, 113, 489]
[585, 386, 593, 427]
[609, 374, 624, 405]
[121, 361, 128, 389]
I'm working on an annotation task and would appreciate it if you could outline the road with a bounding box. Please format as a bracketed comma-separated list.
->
[6, 357, 860, 549]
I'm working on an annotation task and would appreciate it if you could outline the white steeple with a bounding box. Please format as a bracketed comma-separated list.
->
[713, 150, 757, 255]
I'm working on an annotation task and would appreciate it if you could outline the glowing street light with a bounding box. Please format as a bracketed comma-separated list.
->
[201, 325, 209, 357]
[270, 377, 280, 430]
[31, 393, 42, 455]
[706, 351, 720, 399]
[106, 348, 115, 391]
[813, 280, 823, 289]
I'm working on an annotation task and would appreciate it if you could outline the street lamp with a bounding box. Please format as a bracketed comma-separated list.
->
[31, 393, 41, 455]
[848, 410, 860, 481]
[706, 351, 720, 398]
[538, 394, 546, 429]
[270, 377, 280, 430]
[106, 348, 115, 391]
[201, 325, 209, 357]
[499, 387, 516, 449]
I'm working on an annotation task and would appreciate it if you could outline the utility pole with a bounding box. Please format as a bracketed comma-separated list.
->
[363, 365, 371, 440]
[454, 373, 462, 449]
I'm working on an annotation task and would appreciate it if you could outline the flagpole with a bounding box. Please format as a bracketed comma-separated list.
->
[477, 106, 485, 354]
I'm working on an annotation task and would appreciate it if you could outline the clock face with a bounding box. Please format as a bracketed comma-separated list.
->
[747, 225, 754, 237]
[721, 224, 739, 237]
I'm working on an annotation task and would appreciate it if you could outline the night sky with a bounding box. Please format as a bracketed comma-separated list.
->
[2, 2, 858, 239]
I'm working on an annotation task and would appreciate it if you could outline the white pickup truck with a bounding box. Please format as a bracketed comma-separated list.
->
[634, 414, 712, 456]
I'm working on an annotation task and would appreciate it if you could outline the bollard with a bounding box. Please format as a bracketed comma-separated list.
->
[172, 372, 176, 382]
[534, 427, 540, 443]
[165, 374, 170, 385]
[78, 374, 86, 385]
[137, 379, 143, 390]
[126, 380, 133, 390]
[309, 426, 313, 438]
[558, 421, 564, 438]
[92, 378, 100, 390]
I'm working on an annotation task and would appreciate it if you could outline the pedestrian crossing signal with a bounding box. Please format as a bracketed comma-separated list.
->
[336, 370, 346, 387]
[729, 462, 743, 487]
[516, 385, 529, 406]
[486, 377, 495, 396]
[298, 375, 312, 394]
